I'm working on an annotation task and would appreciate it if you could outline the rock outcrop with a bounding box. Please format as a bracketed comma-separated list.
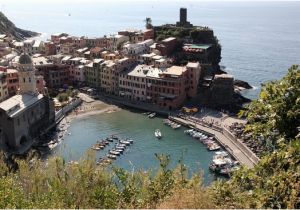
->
[0, 12, 39, 41]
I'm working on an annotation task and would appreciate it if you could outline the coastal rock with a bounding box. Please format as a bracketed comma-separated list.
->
[234, 79, 252, 90]
[0, 12, 39, 41]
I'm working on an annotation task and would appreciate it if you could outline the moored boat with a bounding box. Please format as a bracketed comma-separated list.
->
[148, 112, 156, 118]
[107, 154, 117, 159]
[119, 140, 130, 146]
[155, 129, 162, 139]
[109, 150, 120, 156]
[207, 143, 221, 151]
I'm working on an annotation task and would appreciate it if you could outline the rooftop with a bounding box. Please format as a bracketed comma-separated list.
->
[164, 66, 186, 76]
[183, 44, 212, 50]
[162, 37, 176, 42]
[186, 62, 200, 68]
[125, 65, 148, 78]
[7, 69, 18, 74]
[33, 40, 42, 48]
[0, 93, 44, 118]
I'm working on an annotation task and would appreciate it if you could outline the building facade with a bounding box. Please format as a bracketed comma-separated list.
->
[0, 54, 55, 153]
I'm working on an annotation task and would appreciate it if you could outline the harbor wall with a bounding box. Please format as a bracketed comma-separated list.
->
[55, 98, 82, 122]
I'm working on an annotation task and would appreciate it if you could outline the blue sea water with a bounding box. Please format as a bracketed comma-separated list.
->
[2, 0, 300, 99]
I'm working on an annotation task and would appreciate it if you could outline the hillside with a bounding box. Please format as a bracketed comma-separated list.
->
[0, 12, 39, 41]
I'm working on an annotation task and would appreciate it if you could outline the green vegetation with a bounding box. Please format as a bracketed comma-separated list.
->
[57, 87, 79, 103]
[154, 25, 222, 66]
[240, 65, 300, 153]
[0, 67, 299, 208]
[144, 17, 153, 29]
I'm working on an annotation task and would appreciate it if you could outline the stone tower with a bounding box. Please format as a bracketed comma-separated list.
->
[18, 53, 37, 95]
[176, 8, 193, 28]
[180, 8, 187, 23]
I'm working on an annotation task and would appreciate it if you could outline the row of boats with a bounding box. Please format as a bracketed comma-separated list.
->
[163, 119, 181, 129]
[90, 135, 134, 166]
[184, 129, 240, 176]
[184, 129, 221, 151]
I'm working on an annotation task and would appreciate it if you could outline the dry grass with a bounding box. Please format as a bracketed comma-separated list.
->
[158, 187, 215, 209]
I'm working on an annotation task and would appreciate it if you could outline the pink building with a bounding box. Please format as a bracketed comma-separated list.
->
[36, 75, 45, 93]
[6, 69, 19, 96]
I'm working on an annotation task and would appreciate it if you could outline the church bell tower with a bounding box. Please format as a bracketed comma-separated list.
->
[18, 53, 37, 95]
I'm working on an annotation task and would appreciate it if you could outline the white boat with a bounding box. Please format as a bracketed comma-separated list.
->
[119, 140, 130, 146]
[171, 123, 181, 129]
[109, 150, 120, 156]
[127, 139, 134, 144]
[214, 151, 229, 158]
[107, 154, 117, 159]
[184, 129, 194, 134]
[207, 143, 221, 151]
[155, 129, 162, 139]
[148, 112, 156, 118]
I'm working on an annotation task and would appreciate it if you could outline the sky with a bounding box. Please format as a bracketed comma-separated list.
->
[1, 0, 300, 3]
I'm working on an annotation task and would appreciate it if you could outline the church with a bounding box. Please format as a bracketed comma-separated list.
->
[0, 54, 55, 154]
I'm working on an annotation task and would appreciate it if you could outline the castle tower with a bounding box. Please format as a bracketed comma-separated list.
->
[18, 53, 37, 95]
[180, 8, 187, 24]
[176, 8, 193, 28]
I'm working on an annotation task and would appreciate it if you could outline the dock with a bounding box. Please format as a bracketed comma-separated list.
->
[169, 116, 259, 168]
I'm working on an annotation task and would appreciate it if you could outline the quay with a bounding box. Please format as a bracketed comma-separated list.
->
[169, 116, 259, 168]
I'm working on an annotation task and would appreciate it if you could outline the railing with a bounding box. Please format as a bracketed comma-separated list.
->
[55, 98, 82, 122]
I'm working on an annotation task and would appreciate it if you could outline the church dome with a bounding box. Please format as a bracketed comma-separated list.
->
[19, 54, 32, 65]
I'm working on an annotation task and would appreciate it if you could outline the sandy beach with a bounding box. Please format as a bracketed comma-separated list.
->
[68, 99, 121, 121]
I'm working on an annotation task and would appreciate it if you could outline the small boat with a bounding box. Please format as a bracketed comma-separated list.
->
[155, 129, 162, 139]
[116, 146, 125, 150]
[106, 138, 114, 142]
[207, 143, 221, 151]
[184, 129, 194, 134]
[143, 112, 151, 115]
[119, 140, 130, 146]
[127, 139, 134, 144]
[109, 150, 121, 156]
[107, 154, 117, 159]
[111, 135, 119, 140]
[91, 146, 102, 151]
[171, 123, 181, 129]
[214, 151, 229, 158]
[163, 119, 171, 125]
[148, 113, 156, 118]
[115, 149, 124, 154]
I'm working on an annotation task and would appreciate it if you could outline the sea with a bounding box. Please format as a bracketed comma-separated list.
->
[1, 0, 299, 183]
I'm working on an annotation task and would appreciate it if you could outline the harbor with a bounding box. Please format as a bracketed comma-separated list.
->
[52, 109, 221, 184]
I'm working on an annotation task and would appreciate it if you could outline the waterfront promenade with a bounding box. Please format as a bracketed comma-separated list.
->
[170, 116, 258, 168]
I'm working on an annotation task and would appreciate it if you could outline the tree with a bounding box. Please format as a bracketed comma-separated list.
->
[144, 17, 153, 29]
[240, 65, 300, 151]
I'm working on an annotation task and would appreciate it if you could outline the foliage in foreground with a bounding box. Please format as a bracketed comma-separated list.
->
[0, 153, 213, 209]
[240, 65, 300, 152]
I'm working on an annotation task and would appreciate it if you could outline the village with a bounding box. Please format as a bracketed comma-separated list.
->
[0, 8, 260, 176]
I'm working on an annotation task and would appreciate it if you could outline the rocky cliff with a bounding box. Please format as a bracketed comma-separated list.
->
[0, 12, 39, 41]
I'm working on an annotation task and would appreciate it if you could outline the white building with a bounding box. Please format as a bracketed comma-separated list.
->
[108, 34, 129, 51]
[32, 40, 44, 54]
[23, 40, 35, 55]
[119, 64, 148, 101]
[122, 39, 154, 57]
